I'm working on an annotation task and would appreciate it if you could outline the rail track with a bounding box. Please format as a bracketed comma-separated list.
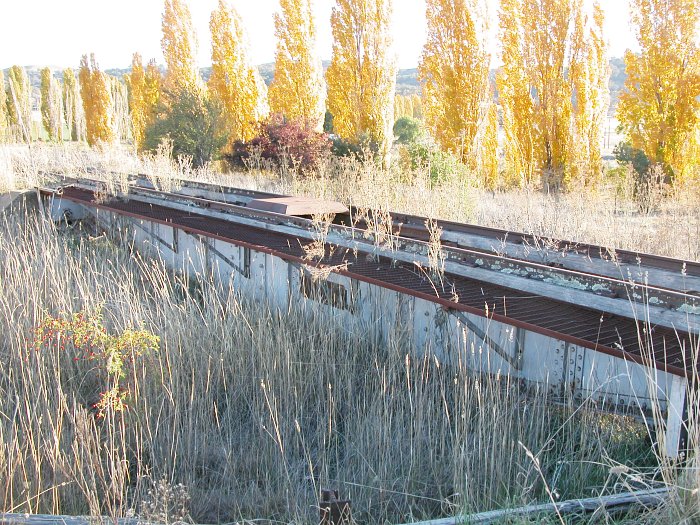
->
[42, 175, 698, 372]
[34, 174, 699, 456]
[53, 175, 700, 326]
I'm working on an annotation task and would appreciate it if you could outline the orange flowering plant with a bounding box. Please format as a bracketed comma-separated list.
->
[32, 309, 159, 417]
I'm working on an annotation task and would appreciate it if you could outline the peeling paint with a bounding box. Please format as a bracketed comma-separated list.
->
[543, 275, 589, 291]
[677, 303, 700, 315]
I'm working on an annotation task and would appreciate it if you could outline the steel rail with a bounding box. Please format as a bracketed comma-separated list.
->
[47, 186, 696, 378]
[42, 181, 699, 324]
[47, 173, 700, 279]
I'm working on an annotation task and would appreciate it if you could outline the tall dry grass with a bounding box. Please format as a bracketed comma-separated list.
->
[2, 143, 698, 261]
[0, 143, 697, 523]
[0, 206, 656, 523]
[222, 155, 700, 262]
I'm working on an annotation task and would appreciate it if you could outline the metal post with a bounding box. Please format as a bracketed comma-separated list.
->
[319, 489, 352, 525]
[665, 374, 688, 459]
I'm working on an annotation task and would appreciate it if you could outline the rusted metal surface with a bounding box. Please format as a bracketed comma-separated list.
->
[42, 182, 700, 325]
[248, 196, 348, 216]
[319, 490, 352, 525]
[48, 175, 700, 280]
[55, 186, 697, 378]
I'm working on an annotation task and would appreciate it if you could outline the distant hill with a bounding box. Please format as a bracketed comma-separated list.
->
[5, 58, 628, 112]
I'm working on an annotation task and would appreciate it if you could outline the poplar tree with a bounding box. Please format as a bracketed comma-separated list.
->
[111, 76, 131, 143]
[570, 2, 609, 185]
[524, 0, 576, 186]
[6, 65, 32, 142]
[79, 54, 116, 146]
[145, 60, 163, 117]
[497, 0, 535, 186]
[498, 0, 607, 188]
[63, 68, 85, 141]
[411, 94, 423, 119]
[129, 54, 147, 150]
[209, 0, 269, 144]
[0, 70, 9, 142]
[269, 0, 326, 131]
[394, 95, 414, 120]
[129, 54, 161, 151]
[161, 0, 201, 93]
[40, 68, 63, 142]
[419, 0, 492, 168]
[479, 102, 499, 189]
[326, 0, 397, 163]
[617, 0, 700, 184]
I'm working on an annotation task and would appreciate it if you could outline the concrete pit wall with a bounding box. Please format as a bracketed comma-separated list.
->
[85, 205, 675, 417]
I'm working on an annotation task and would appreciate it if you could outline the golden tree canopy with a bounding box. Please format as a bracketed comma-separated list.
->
[209, 0, 269, 144]
[129, 53, 161, 151]
[63, 68, 86, 142]
[498, 0, 609, 189]
[0, 70, 9, 142]
[617, 0, 700, 184]
[269, 0, 326, 131]
[569, 1, 609, 185]
[326, 0, 397, 163]
[79, 54, 116, 146]
[418, 0, 491, 167]
[6, 65, 32, 142]
[40, 67, 63, 142]
[161, 0, 201, 93]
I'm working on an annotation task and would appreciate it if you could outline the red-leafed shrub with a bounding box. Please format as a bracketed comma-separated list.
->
[225, 115, 332, 174]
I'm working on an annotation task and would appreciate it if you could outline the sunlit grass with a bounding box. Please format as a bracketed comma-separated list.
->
[0, 143, 698, 523]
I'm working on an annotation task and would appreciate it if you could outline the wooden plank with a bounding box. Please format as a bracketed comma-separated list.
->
[396, 488, 669, 525]
[248, 196, 348, 216]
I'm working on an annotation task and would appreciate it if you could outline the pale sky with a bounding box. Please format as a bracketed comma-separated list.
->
[0, 1, 638, 71]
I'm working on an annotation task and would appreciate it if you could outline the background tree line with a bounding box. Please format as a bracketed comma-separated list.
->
[1, 0, 698, 190]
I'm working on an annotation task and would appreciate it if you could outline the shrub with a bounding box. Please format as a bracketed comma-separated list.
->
[393, 116, 422, 144]
[329, 133, 382, 161]
[144, 88, 228, 169]
[396, 140, 470, 182]
[613, 141, 650, 179]
[613, 141, 668, 212]
[226, 115, 331, 174]
[32, 309, 159, 417]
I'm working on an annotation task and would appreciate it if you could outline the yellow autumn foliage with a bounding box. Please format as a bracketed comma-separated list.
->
[129, 54, 161, 151]
[269, 0, 325, 131]
[498, 0, 608, 189]
[0, 70, 10, 142]
[79, 54, 116, 146]
[40, 67, 63, 142]
[209, 0, 269, 144]
[570, 2, 609, 186]
[161, 0, 201, 93]
[479, 101, 499, 189]
[6, 65, 32, 142]
[617, 0, 700, 185]
[326, 0, 397, 163]
[63, 68, 86, 142]
[419, 0, 491, 168]
[394, 95, 414, 121]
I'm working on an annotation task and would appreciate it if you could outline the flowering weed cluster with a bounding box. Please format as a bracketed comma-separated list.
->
[32, 310, 159, 417]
